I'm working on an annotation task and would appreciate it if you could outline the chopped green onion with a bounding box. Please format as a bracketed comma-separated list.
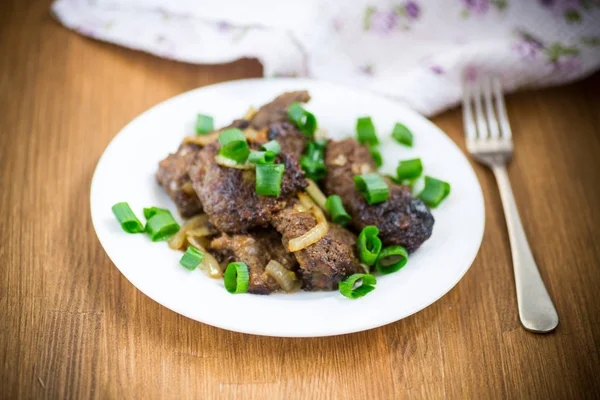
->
[339, 273, 377, 299]
[143, 206, 170, 220]
[248, 150, 276, 165]
[111, 202, 144, 233]
[224, 262, 250, 294]
[368, 145, 383, 168]
[354, 173, 389, 204]
[261, 140, 281, 155]
[392, 123, 413, 147]
[356, 117, 379, 146]
[218, 128, 250, 163]
[375, 245, 408, 275]
[396, 158, 423, 180]
[357, 225, 382, 266]
[325, 195, 351, 226]
[195, 114, 214, 135]
[300, 140, 327, 181]
[145, 210, 180, 241]
[288, 102, 317, 138]
[256, 164, 285, 196]
[418, 176, 451, 208]
[179, 246, 205, 271]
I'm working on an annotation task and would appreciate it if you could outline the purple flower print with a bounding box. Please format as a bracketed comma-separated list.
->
[217, 21, 233, 32]
[370, 11, 399, 34]
[538, 0, 587, 22]
[461, 0, 490, 14]
[464, 65, 478, 82]
[430, 65, 445, 75]
[331, 17, 344, 32]
[513, 40, 543, 60]
[405, 1, 421, 19]
[545, 55, 582, 75]
[513, 31, 545, 60]
[359, 64, 375, 76]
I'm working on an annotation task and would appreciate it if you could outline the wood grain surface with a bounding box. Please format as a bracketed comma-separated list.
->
[1, 1, 600, 399]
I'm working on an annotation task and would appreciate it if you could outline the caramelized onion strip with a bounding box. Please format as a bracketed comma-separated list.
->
[305, 179, 328, 212]
[288, 193, 329, 252]
[186, 236, 222, 278]
[265, 260, 297, 292]
[168, 214, 210, 250]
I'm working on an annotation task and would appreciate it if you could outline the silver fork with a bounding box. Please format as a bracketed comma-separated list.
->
[462, 77, 559, 333]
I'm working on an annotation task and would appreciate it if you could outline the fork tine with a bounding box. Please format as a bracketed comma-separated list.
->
[493, 78, 512, 140]
[462, 82, 477, 140]
[473, 81, 489, 139]
[483, 78, 500, 138]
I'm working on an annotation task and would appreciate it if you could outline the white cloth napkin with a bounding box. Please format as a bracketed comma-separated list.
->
[52, 0, 600, 116]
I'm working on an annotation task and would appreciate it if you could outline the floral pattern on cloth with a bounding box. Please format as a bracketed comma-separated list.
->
[51, 0, 600, 116]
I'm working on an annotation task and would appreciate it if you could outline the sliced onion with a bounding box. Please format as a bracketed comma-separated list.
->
[297, 192, 314, 210]
[186, 225, 217, 237]
[186, 235, 210, 250]
[293, 203, 309, 213]
[186, 236, 222, 278]
[315, 128, 328, 141]
[168, 214, 210, 250]
[183, 132, 219, 146]
[242, 106, 257, 120]
[181, 181, 195, 195]
[168, 229, 187, 250]
[305, 179, 328, 212]
[265, 260, 297, 292]
[359, 263, 370, 274]
[215, 155, 254, 170]
[242, 127, 258, 142]
[288, 193, 329, 252]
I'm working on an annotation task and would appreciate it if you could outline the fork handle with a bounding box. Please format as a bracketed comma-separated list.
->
[492, 165, 559, 333]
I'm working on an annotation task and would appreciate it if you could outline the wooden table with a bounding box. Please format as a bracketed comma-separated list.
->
[2, 1, 600, 398]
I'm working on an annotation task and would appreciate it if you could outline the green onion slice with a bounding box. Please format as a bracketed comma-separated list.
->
[224, 262, 250, 294]
[356, 117, 379, 146]
[368, 145, 383, 168]
[325, 195, 351, 226]
[111, 202, 145, 233]
[339, 273, 377, 299]
[288, 102, 317, 138]
[375, 245, 408, 275]
[218, 128, 250, 163]
[261, 140, 281, 155]
[248, 150, 276, 165]
[195, 114, 214, 135]
[179, 246, 205, 271]
[392, 123, 413, 147]
[418, 176, 451, 208]
[145, 210, 180, 242]
[357, 225, 382, 266]
[143, 206, 170, 220]
[256, 164, 285, 196]
[354, 173, 389, 204]
[396, 158, 423, 180]
[300, 140, 327, 181]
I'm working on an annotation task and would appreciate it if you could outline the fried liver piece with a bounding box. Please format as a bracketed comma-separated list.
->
[210, 230, 298, 294]
[189, 142, 306, 233]
[270, 200, 363, 291]
[155, 143, 203, 218]
[250, 91, 311, 130]
[266, 121, 307, 158]
[324, 139, 434, 253]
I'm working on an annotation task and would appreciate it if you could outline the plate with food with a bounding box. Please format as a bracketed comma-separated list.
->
[91, 78, 484, 337]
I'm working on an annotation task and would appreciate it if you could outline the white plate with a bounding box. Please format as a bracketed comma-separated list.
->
[91, 78, 484, 337]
